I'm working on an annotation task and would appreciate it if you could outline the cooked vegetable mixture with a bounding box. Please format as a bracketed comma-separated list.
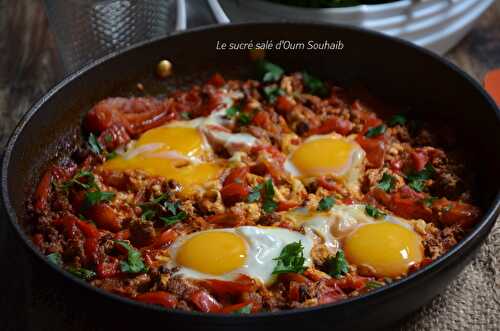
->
[28, 60, 481, 313]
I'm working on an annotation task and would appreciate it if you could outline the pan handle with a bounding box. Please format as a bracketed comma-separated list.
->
[207, 0, 231, 24]
[175, 0, 187, 30]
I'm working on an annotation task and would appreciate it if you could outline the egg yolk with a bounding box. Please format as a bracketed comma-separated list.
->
[101, 126, 222, 195]
[176, 231, 248, 275]
[137, 126, 204, 157]
[291, 137, 355, 176]
[343, 222, 423, 277]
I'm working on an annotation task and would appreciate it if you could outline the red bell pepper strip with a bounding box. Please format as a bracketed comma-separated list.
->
[190, 290, 222, 313]
[135, 291, 178, 309]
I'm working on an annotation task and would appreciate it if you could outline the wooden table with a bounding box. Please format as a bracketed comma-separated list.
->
[0, 1, 499, 330]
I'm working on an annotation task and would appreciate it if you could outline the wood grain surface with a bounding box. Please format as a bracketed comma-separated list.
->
[0, 0, 499, 330]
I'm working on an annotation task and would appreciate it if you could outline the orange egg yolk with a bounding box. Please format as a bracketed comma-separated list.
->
[291, 137, 355, 176]
[344, 222, 423, 277]
[176, 231, 248, 275]
[102, 126, 222, 195]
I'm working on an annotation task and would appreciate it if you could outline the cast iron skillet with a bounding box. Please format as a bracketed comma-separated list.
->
[2, 23, 499, 331]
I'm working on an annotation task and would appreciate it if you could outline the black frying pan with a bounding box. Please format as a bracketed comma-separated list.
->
[2, 23, 499, 331]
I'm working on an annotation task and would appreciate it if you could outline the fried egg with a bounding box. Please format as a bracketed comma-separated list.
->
[283, 134, 365, 193]
[102, 123, 222, 196]
[102, 95, 259, 194]
[285, 204, 423, 278]
[167, 226, 313, 285]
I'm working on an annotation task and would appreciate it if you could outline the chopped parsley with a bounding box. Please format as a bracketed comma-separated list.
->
[302, 71, 328, 97]
[47, 252, 62, 266]
[317, 196, 335, 212]
[233, 304, 253, 314]
[364, 125, 386, 138]
[388, 114, 407, 127]
[115, 240, 148, 274]
[256, 60, 284, 82]
[225, 105, 240, 118]
[60, 170, 96, 191]
[262, 179, 277, 213]
[406, 164, 435, 192]
[365, 280, 384, 290]
[225, 104, 252, 126]
[377, 173, 395, 192]
[82, 190, 115, 210]
[327, 250, 349, 278]
[88, 133, 103, 154]
[104, 134, 113, 143]
[247, 184, 263, 203]
[67, 266, 96, 280]
[263, 85, 285, 103]
[365, 205, 386, 219]
[272, 241, 306, 275]
[237, 113, 252, 126]
[140, 195, 187, 226]
[140, 209, 156, 221]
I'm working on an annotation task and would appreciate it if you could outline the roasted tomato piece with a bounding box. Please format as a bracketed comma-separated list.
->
[410, 151, 429, 172]
[355, 134, 385, 168]
[308, 116, 353, 136]
[85, 203, 122, 232]
[275, 95, 295, 113]
[221, 183, 250, 206]
[432, 199, 480, 228]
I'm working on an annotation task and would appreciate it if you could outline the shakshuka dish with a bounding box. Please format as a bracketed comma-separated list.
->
[28, 59, 481, 314]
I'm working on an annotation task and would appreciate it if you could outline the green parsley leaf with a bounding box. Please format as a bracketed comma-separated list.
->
[233, 304, 253, 314]
[408, 180, 425, 192]
[160, 211, 187, 226]
[262, 179, 277, 213]
[67, 266, 96, 280]
[115, 240, 148, 274]
[302, 71, 328, 97]
[104, 134, 113, 143]
[60, 170, 96, 191]
[406, 164, 435, 192]
[272, 241, 306, 275]
[47, 252, 62, 266]
[82, 190, 115, 210]
[237, 113, 252, 126]
[364, 125, 386, 138]
[263, 199, 278, 213]
[377, 173, 395, 192]
[225, 105, 239, 118]
[257, 60, 284, 82]
[365, 280, 384, 290]
[141, 209, 156, 221]
[327, 250, 349, 278]
[365, 205, 386, 219]
[88, 133, 103, 154]
[180, 111, 191, 120]
[263, 85, 285, 103]
[388, 114, 407, 127]
[421, 196, 437, 208]
[317, 196, 335, 212]
[247, 184, 263, 203]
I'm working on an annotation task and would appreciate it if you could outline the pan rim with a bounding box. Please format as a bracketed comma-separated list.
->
[2, 21, 499, 320]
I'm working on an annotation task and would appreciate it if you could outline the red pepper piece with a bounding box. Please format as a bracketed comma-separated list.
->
[135, 291, 178, 309]
[191, 290, 222, 313]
